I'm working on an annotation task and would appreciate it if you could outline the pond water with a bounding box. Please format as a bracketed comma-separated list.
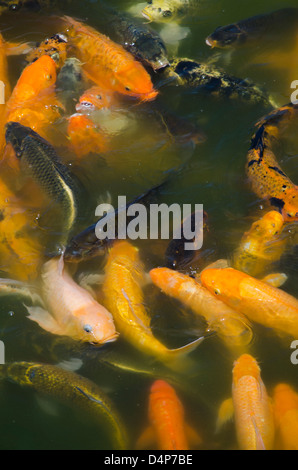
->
[0, 0, 297, 450]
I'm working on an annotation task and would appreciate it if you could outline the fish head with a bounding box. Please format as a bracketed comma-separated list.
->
[206, 24, 247, 48]
[115, 64, 158, 102]
[76, 310, 118, 345]
[232, 354, 261, 383]
[76, 86, 115, 113]
[142, 5, 175, 24]
[252, 211, 284, 240]
[200, 268, 245, 305]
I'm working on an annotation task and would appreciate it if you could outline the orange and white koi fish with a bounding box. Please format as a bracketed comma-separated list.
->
[67, 114, 109, 158]
[230, 354, 275, 450]
[102, 241, 204, 366]
[232, 211, 286, 278]
[150, 267, 253, 351]
[136, 379, 202, 450]
[272, 383, 298, 450]
[25, 255, 118, 345]
[62, 16, 158, 102]
[201, 267, 298, 338]
[76, 85, 118, 113]
[246, 103, 298, 222]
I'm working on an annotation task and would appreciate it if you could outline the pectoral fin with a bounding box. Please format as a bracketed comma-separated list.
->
[6, 41, 33, 56]
[25, 305, 65, 336]
[216, 398, 234, 434]
[135, 426, 155, 450]
[262, 273, 288, 288]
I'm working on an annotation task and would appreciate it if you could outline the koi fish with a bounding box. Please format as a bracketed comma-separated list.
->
[62, 16, 158, 102]
[232, 211, 287, 278]
[26, 34, 68, 69]
[25, 254, 118, 345]
[76, 86, 118, 113]
[206, 8, 298, 49]
[4, 55, 63, 141]
[246, 103, 298, 222]
[150, 267, 253, 351]
[272, 383, 298, 450]
[136, 379, 202, 450]
[0, 361, 128, 449]
[162, 58, 272, 106]
[201, 267, 298, 338]
[218, 354, 275, 450]
[67, 114, 110, 158]
[102, 241, 204, 366]
[5, 122, 79, 239]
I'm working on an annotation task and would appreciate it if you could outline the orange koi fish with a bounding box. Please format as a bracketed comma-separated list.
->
[150, 267, 253, 351]
[62, 16, 158, 102]
[76, 85, 118, 113]
[26, 34, 68, 69]
[5, 55, 63, 138]
[201, 267, 298, 338]
[25, 255, 118, 345]
[246, 103, 298, 222]
[67, 113, 109, 158]
[102, 241, 204, 366]
[136, 380, 202, 450]
[230, 354, 275, 450]
[232, 210, 286, 277]
[272, 383, 298, 450]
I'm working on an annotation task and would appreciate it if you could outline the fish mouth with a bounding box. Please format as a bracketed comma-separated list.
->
[141, 10, 152, 23]
[205, 37, 216, 48]
[139, 89, 159, 102]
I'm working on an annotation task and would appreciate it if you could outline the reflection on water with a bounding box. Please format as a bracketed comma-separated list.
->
[0, 0, 297, 450]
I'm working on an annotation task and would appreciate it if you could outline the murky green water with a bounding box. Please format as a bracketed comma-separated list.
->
[0, 0, 297, 450]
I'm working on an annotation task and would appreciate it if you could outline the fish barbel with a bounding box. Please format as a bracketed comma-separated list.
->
[150, 267, 253, 352]
[137, 379, 202, 450]
[0, 361, 128, 450]
[5, 122, 79, 237]
[232, 354, 275, 450]
[62, 15, 158, 102]
[232, 211, 287, 278]
[25, 254, 118, 345]
[201, 267, 298, 338]
[103, 241, 204, 366]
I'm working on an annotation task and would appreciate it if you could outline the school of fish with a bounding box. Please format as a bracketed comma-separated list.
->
[0, 0, 296, 452]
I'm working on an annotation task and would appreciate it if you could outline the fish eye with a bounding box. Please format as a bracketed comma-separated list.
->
[162, 10, 172, 17]
[83, 324, 93, 333]
[214, 289, 221, 296]
[96, 95, 102, 100]
[125, 86, 131, 91]
[9, 3, 22, 11]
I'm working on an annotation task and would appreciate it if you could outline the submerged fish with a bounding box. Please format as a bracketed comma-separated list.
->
[103, 241, 204, 366]
[165, 210, 208, 270]
[232, 211, 287, 278]
[201, 267, 298, 339]
[64, 181, 167, 263]
[25, 255, 118, 345]
[272, 383, 298, 450]
[206, 8, 298, 48]
[101, 2, 169, 71]
[142, 0, 192, 24]
[62, 16, 158, 102]
[5, 122, 79, 237]
[150, 267, 253, 352]
[246, 103, 298, 222]
[67, 114, 110, 158]
[218, 354, 275, 450]
[162, 58, 272, 106]
[0, 361, 128, 450]
[136, 379, 202, 450]
[56, 57, 86, 113]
